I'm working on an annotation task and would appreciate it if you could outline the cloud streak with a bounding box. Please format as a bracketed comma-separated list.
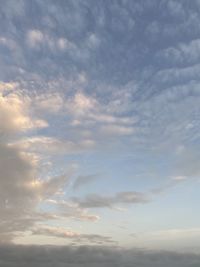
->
[71, 191, 150, 209]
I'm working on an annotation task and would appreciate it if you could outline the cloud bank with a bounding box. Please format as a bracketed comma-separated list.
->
[0, 245, 199, 267]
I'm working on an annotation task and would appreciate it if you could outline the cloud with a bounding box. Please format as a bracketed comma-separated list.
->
[0, 142, 40, 242]
[152, 63, 200, 86]
[0, 85, 49, 242]
[26, 30, 44, 48]
[175, 148, 200, 177]
[0, 138, 75, 244]
[35, 173, 72, 199]
[138, 227, 200, 251]
[100, 124, 134, 136]
[26, 29, 76, 53]
[54, 200, 99, 222]
[0, 87, 47, 136]
[0, 126, 96, 243]
[171, 176, 187, 181]
[159, 38, 200, 65]
[0, 81, 18, 92]
[9, 136, 96, 155]
[32, 226, 79, 238]
[0, 245, 199, 267]
[34, 92, 64, 113]
[71, 191, 149, 209]
[31, 226, 114, 245]
[0, 84, 83, 243]
[72, 174, 98, 190]
[66, 91, 136, 140]
[66, 92, 97, 116]
[0, 0, 200, 250]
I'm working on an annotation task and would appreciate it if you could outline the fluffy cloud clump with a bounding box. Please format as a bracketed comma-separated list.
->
[0, 83, 48, 242]
[0, 83, 100, 244]
[0, 83, 47, 135]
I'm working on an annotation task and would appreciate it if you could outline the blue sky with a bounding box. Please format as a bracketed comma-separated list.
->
[0, 0, 200, 252]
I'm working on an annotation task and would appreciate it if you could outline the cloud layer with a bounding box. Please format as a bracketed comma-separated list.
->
[0, 245, 199, 267]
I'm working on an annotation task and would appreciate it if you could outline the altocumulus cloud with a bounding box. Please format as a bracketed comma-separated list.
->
[0, 245, 199, 267]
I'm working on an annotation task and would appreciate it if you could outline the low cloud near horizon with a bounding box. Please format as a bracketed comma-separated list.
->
[0, 245, 199, 267]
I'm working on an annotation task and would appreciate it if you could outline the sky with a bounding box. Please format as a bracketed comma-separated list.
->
[0, 0, 200, 265]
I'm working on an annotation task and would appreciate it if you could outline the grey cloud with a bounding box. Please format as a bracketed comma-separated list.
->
[71, 191, 150, 209]
[0, 143, 39, 242]
[38, 174, 71, 199]
[0, 141, 98, 242]
[175, 148, 200, 178]
[152, 64, 200, 86]
[31, 226, 114, 245]
[0, 245, 199, 267]
[0, 85, 79, 243]
[72, 174, 98, 190]
[0, 140, 96, 241]
[158, 38, 200, 65]
[47, 200, 99, 222]
[0, 141, 71, 243]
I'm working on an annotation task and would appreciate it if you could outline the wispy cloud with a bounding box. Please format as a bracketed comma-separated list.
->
[72, 174, 98, 190]
[32, 226, 114, 245]
[71, 191, 150, 209]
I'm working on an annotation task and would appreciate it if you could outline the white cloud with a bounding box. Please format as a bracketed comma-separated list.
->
[66, 91, 136, 139]
[26, 30, 44, 48]
[171, 176, 187, 181]
[26, 29, 77, 53]
[0, 142, 40, 242]
[0, 89, 47, 135]
[0, 81, 18, 92]
[57, 38, 76, 51]
[34, 93, 64, 113]
[100, 124, 134, 136]
[9, 136, 96, 155]
[87, 33, 100, 49]
[0, 85, 100, 243]
[47, 200, 99, 222]
[31, 225, 114, 245]
[66, 92, 97, 116]
[32, 226, 79, 238]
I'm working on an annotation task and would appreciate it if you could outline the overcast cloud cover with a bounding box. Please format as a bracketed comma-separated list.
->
[0, 0, 200, 265]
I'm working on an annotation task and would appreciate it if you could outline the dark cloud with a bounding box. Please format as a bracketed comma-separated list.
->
[0, 245, 199, 267]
